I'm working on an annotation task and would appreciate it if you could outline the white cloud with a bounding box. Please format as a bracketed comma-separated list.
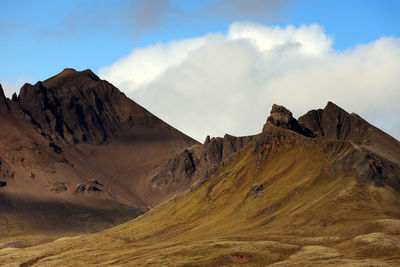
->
[99, 37, 207, 92]
[99, 21, 400, 142]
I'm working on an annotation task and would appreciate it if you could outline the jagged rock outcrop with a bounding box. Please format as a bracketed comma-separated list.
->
[16, 69, 122, 144]
[0, 84, 10, 111]
[263, 104, 313, 137]
[203, 134, 255, 163]
[74, 183, 102, 193]
[222, 134, 253, 160]
[152, 149, 197, 186]
[151, 134, 254, 189]
[201, 134, 254, 168]
[331, 146, 400, 192]
[299, 102, 374, 143]
[87, 185, 102, 192]
[74, 184, 86, 193]
[203, 136, 223, 163]
[261, 102, 399, 154]
[259, 102, 400, 193]
[91, 179, 103, 186]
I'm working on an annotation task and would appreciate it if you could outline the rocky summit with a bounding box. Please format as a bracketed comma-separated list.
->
[263, 104, 313, 137]
[0, 70, 399, 266]
[14, 69, 143, 144]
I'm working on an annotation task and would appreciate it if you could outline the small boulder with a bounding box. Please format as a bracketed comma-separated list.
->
[251, 184, 264, 194]
[74, 184, 86, 193]
[87, 185, 102, 192]
[29, 172, 35, 179]
[51, 182, 67, 193]
[91, 179, 103, 186]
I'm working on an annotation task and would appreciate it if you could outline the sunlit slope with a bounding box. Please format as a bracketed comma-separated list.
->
[1, 126, 400, 266]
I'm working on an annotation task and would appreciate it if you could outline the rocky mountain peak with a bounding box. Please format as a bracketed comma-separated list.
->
[59, 67, 77, 74]
[262, 102, 389, 145]
[14, 69, 125, 144]
[298, 101, 371, 143]
[268, 104, 293, 121]
[42, 68, 101, 89]
[263, 104, 313, 137]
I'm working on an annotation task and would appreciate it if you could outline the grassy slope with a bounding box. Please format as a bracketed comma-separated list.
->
[1, 127, 400, 266]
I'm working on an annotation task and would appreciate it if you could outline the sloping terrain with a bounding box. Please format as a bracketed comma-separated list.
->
[1, 103, 399, 266]
[0, 69, 198, 246]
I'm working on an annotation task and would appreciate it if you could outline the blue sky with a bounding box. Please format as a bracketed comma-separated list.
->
[1, 0, 399, 91]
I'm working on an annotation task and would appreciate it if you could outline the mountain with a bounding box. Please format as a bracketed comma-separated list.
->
[1, 102, 399, 266]
[0, 69, 197, 246]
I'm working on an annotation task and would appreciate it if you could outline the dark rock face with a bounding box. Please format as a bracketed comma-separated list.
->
[298, 109, 324, 137]
[152, 149, 197, 186]
[0, 181, 6, 187]
[87, 185, 102, 192]
[17, 69, 121, 144]
[11, 93, 18, 102]
[265, 104, 295, 129]
[204, 134, 254, 163]
[331, 145, 400, 192]
[222, 134, 252, 160]
[151, 134, 254, 189]
[263, 104, 313, 137]
[298, 102, 372, 143]
[91, 179, 103, 186]
[203, 137, 224, 163]
[204, 135, 211, 145]
[49, 141, 63, 154]
[265, 102, 398, 148]
[74, 183, 102, 193]
[0, 84, 10, 111]
[74, 184, 86, 193]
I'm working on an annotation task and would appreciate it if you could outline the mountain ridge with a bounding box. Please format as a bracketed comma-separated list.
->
[1, 100, 398, 266]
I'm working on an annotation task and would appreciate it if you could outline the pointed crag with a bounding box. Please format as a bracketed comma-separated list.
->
[0, 84, 10, 111]
[263, 104, 313, 137]
[298, 101, 379, 144]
